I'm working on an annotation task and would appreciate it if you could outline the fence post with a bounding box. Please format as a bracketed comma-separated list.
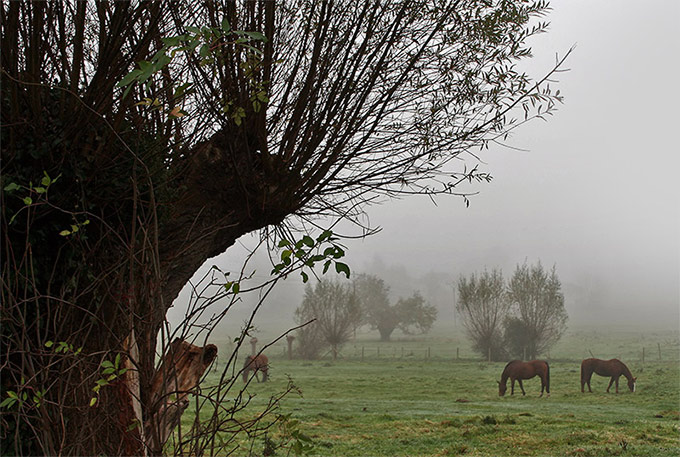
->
[401, 347, 404, 358]
[361, 346, 364, 362]
[377, 347, 380, 357]
[456, 347, 459, 360]
[658, 343, 661, 360]
[427, 347, 431, 359]
[488, 347, 491, 362]
[642, 347, 645, 364]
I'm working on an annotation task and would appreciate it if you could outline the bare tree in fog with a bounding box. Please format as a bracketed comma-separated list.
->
[2, 0, 566, 453]
[506, 262, 568, 359]
[295, 279, 362, 359]
[457, 269, 509, 361]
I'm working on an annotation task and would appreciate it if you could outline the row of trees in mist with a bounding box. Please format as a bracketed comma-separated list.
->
[293, 274, 437, 359]
[457, 261, 568, 361]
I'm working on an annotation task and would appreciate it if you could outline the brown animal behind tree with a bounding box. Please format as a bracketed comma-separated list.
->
[580, 358, 637, 393]
[242, 354, 269, 383]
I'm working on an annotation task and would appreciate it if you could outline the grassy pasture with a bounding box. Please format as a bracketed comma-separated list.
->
[188, 327, 680, 456]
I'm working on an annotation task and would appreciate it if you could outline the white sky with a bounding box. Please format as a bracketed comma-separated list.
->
[171, 1, 680, 333]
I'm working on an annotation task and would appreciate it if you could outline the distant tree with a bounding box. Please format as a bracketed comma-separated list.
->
[292, 320, 325, 360]
[355, 274, 437, 341]
[294, 279, 362, 359]
[506, 262, 568, 359]
[457, 269, 509, 361]
[395, 292, 438, 337]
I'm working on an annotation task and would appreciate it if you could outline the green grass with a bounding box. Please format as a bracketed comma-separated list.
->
[184, 327, 680, 456]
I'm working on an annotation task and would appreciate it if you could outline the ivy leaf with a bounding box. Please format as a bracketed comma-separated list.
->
[4, 182, 20, 192]
[335, 262, 350, 279]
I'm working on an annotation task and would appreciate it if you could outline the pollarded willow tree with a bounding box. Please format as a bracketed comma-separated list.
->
[457, 269, 510, 361]
[506, 262, 568, 360]
[1, 1, 568, 455]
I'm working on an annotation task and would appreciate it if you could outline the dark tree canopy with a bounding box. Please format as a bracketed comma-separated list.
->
[1, 1, 565, 455]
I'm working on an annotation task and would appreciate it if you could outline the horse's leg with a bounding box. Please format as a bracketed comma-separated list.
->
[510, 379, 515, 395]
[518, 379, 526, 396]
[615, 376, 619, 393]
[586, 372, 593, 393]
[606, 377, 615, 393]
[539, 378, 544, 397]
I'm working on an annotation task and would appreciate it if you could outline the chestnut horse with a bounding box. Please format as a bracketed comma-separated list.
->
[242, 354, 269, 383]
[580, 358, 636, 393]
[498, 360, 550, 397]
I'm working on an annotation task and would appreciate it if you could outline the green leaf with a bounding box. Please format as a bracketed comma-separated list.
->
[102, 367, 115, 375]
[22, 196, 33, 205]
[44, 341, 54, 348]
[89, 397, 97, 407]
[0, 398, 16, 409]
[127, 419, 140, 432]
[232, 283, 240, 294]
[101, 360, 114, 369]
[335, 262, 350, 279]
[241, 31, 267, 42]
[322, 260, 331, 275]
[221, 18, 231, 32]
[301, 271, 309, 283]
[117, 69, 142, 88]
[34, 186, 46, 194]
[115, 353, 121, 368]
[4, 182, 20, 192]
[7, 391, 18, 400]
[302, 235, 314, 247]
[59, 230, 71, 236]
[278, 239, 291, 248]
[317, 230, 333, 242]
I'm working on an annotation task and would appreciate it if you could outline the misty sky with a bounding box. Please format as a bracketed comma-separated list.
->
[170, 1, 679, 333]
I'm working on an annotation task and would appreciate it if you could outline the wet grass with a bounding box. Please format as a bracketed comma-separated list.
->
[187, 327, 680, 456]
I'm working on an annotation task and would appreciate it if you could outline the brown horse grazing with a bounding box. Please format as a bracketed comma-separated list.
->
[242, 354, 269, 383]
[498, 360, 550, 397]
[580, 358, 636, 393]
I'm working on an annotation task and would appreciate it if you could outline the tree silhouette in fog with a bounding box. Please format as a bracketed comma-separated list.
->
[1, 1, 567, 454]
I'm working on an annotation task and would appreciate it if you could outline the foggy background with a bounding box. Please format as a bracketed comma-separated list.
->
[169, 1, 679, 337]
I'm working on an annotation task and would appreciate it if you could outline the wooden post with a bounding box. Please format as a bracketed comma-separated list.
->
[286, 335, 295, 360]
[377, 347, 380, 357]
[658, 343, 661, 360]
[361, 346, 364, 362]
[401, 347, 404, 358]
[488, 346, 491, 362]
[250, 337, 258, 357]
[427, 347, 431, 359]
[642, 347, 645, 364]
[456, 347, 459, 360]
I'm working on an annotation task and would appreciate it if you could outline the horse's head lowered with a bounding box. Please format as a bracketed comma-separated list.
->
[628, 376, 637, 393]
[497, 380, 507, 396]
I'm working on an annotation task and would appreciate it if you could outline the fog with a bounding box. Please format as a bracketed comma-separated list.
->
[169, 1, 679, 336]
